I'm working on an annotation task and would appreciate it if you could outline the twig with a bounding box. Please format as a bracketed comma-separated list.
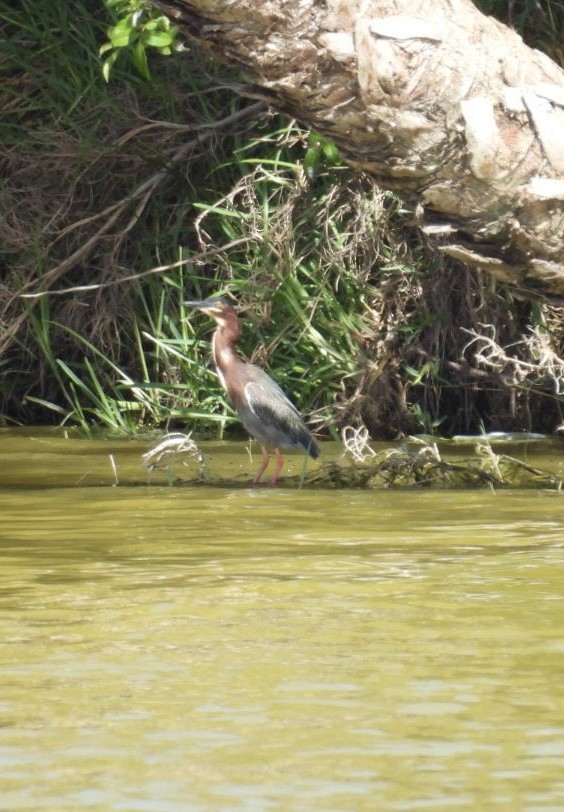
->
[109, 453, 119, 486]
[19, 237, 251, 299]
[19, 101, 267, 299]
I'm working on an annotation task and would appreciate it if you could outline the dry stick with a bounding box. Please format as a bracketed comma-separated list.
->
[19, 101, 267, 299]
[19, 237, 252, 299]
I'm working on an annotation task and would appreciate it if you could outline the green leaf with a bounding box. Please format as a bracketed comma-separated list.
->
[142, 30, 173, 48]
[107, 17, 135, 47]
[322, 140, 340, 164]
[102, 59, 112, 83]
[133, 41, 150, 79]
[101, 50, 119, 82]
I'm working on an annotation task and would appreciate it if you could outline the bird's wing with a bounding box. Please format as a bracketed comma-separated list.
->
[244, 376, 300, 423]
[244, 370, 319, 458]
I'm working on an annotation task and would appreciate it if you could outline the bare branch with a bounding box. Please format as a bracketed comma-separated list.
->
[19, 237, 252, 299]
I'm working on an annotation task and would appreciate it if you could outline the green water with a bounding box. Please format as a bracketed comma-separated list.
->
[1, 429, 564, 811]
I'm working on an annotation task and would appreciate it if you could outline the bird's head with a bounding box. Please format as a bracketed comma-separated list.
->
[184, 297, 237, 328]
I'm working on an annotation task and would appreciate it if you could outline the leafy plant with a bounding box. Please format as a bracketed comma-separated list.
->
[100, 0, 181, 81]
[303, 131, 341, 180]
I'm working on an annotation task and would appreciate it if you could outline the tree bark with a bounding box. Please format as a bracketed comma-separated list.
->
[151, 0, 564, 301]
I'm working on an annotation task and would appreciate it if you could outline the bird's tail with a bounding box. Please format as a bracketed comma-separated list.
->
[304, 435, 320, 459]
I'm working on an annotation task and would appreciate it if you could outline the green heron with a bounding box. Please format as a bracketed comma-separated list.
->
[185, 298, 320, 485]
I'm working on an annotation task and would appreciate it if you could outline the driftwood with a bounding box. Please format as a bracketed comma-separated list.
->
[151, 0, 564, 302]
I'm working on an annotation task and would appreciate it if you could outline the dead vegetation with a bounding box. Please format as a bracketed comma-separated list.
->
[141, 431, 563, 490]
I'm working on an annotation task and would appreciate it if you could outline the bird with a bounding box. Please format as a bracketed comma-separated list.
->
[185, 297, 320, 485]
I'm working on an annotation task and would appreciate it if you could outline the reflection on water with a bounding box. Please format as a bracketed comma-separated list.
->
[0, 430, 564, 810]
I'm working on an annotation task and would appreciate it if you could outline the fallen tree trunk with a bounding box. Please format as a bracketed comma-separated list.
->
[151, 0, 564, 301]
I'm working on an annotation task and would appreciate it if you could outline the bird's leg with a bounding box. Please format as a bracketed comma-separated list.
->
[270, 448, 285, 486]
[252, 445, 271, 485]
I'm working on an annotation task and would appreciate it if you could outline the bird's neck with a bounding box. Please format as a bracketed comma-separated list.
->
[212, 322, 243, 393]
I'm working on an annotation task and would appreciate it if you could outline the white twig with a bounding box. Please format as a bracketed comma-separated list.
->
[342, 425, 376, 462]
[142, 432, 204, 472]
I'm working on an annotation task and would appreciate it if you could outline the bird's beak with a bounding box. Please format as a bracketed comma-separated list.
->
[184, 300, 212, 309]
[184, 298, 232, 316]
[184, 300, 223, 317]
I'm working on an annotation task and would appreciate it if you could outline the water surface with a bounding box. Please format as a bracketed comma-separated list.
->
[1, 429, 564, 810]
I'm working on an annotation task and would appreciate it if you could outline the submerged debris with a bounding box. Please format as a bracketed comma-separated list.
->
[142, 433, 206, 481]
[141, 430, 562, 490]
[341, 425, 376, 462]
[330, 434, 563, 490]
[474, 442, 562, 489]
